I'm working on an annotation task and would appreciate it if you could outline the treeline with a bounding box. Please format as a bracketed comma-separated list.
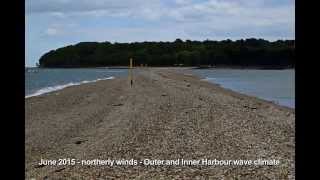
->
[39, 38, 294, 68]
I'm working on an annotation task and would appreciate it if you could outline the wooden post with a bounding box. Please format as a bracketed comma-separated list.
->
[129, 58, 133, 87]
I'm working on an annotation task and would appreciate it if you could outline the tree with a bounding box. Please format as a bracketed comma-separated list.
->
[38, 38, 295, 69]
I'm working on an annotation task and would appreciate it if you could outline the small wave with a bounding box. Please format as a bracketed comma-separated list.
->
[202, 77, 217, 81]
[25, 76, 114, 98]
[103, 70, 123, 73]
[25, 69, 39, 73]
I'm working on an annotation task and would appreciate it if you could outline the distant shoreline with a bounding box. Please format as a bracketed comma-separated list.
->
[25, 67, 294, 107]
[191, 66, 294, 70]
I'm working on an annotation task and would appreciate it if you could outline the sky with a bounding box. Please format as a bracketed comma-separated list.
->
[26, 0, 295, 67]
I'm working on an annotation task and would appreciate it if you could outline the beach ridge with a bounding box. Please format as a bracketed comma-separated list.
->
[25, 68, 294, 179]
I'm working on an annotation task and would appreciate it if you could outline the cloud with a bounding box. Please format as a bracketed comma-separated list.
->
[26, 0, 294, 30]
[26, 0, 162, 15]
[50, 12, 66, 18]
[45, 28, 59, 36]
[26, 0, 295, 41]
[42, 22, 79, 37]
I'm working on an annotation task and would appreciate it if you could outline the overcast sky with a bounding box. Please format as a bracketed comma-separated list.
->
[26, 0, 295, 67]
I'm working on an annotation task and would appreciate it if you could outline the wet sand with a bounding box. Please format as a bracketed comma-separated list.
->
[25, 68, 295, 179]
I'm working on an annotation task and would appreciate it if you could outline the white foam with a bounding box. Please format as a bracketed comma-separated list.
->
[25, 76, 114, 98]
[202, 77, 217, 81]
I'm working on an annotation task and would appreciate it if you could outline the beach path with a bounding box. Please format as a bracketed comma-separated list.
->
[25, 68, 295, 179]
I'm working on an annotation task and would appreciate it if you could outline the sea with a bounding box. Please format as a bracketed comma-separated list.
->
[192, 69, 295, 108]
[25, 68, 128, 98]
[25, 67, 295, 108]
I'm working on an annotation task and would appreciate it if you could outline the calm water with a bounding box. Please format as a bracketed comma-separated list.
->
[192, 69, 295, 108]
[25, 68, 128, 98]
[26, 68, 295, 108]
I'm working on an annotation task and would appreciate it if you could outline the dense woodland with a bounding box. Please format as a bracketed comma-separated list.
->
[39, 38, 294, 68]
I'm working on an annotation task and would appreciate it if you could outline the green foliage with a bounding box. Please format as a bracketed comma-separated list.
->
[39, 38, 294, 68]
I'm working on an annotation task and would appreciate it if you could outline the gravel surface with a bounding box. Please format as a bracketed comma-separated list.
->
[25, 68, 295, 179]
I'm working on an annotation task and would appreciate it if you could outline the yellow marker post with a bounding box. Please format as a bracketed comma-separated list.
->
[129, 58, 133, 87]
